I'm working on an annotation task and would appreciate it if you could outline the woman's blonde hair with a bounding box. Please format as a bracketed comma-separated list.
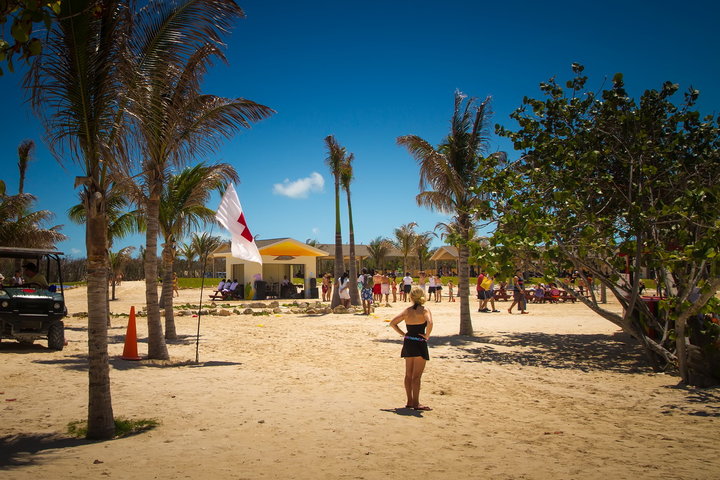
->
[409, 286, 426, 306]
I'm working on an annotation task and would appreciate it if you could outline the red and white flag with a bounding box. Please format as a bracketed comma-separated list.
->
[215, 183, 262, 264]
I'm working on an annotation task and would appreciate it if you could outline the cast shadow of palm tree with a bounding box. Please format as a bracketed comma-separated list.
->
[0, 433, 87, 468]
[377, 331, 651, 374]
[32, 355, 241, 371]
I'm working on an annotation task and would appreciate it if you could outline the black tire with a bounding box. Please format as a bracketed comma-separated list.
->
[48, 322, 65, 350]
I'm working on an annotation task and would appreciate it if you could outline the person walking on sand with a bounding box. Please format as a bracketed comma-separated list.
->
[172, 272, 180, 297]
[508, 270, 528, 314]
[389, 286, 434, 411]
[322, 273, 331, 301]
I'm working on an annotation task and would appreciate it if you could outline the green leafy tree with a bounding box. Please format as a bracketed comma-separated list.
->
[0, 1, 61, 74]
[398, 92, 504, 335]
[158, 163, 238, 339]
[495, 64, 720, 384]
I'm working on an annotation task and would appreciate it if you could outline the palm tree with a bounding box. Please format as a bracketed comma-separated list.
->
[340, 153, 360, 306]
[367, 236, 391, 270]
[177, 241, 198, 277]
[0, 192, 67, 248]
[27, 0, 132, 439]
[126, 0, 273, 359]
[108, 246, 135, 299]
[324, 135, 347, 308]
[393, 222, 418, 275]
[68, 186, 144, 305]
[159, 163, 238, 339]
[191, 231, 223, 279]
[17, 139, 35, 195]
[398, 91, 503, 335]
[415, 230, 434, 272]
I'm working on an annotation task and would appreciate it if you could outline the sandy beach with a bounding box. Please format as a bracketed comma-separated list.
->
[1, 281, 719, 479]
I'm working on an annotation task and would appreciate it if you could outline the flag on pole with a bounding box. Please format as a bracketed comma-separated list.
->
[215, 183, 263, 264]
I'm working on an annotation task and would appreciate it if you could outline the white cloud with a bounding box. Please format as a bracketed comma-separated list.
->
[272, 172, 324, 199]
[70, 248, 82, 256]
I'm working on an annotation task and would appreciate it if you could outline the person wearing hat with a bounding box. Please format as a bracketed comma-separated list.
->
[22, 262, 49, 289]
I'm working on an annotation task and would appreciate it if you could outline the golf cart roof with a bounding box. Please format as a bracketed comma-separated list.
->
[0, 247, 65, 258]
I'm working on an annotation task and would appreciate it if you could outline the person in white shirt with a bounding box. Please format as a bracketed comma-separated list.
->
[402, 272, 413, 302]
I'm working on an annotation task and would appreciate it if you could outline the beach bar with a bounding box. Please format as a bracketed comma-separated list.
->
[212, 238, 328, 298]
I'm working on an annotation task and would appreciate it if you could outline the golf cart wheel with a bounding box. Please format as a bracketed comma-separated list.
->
[48, 323, 65, 350]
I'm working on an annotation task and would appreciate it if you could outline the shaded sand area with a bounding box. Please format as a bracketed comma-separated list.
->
[2, 281, 719, 479]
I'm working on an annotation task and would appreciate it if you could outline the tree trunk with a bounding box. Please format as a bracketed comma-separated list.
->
[331, 179, 343, 308]
[144, 193, 169, 359]
[85, 192, 114, 440]
[162, 243, 177, 340]
[346, 192, 360, 306]
[458, 243, 473, 335]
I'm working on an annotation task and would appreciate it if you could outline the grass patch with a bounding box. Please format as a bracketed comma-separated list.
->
[67, 416, 159, 439]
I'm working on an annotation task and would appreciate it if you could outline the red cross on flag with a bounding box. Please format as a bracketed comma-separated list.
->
[215, 183, 262, 264]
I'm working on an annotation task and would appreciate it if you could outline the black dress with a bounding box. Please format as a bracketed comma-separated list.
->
[401, 321, 429, 360]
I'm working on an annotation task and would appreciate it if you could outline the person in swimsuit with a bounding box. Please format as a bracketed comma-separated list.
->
[389, 286, 434, 411]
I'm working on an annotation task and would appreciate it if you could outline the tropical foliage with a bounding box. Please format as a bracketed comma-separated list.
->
[340, 151, 360, 305]
[324, 134, 348, 308]
[493, 64, 720, 385]
[158, 163, 238, 339]
[398, 91, 504, 334]
[123, 0, 273, 359]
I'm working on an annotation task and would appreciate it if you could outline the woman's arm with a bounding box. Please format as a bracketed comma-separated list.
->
[422, 309, 433, 339]
[389, 310, 406, 337]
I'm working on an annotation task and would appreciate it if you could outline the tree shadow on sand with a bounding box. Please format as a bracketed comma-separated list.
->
[0, 433, 87, 469]
[376, 331, 652, 374]
[31, 355, 241, 371]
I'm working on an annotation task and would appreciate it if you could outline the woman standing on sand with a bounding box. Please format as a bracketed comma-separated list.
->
[389, 286, 434, 411]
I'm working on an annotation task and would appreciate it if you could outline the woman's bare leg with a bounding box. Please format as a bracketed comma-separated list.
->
[410, 357, 426, 408]
[404, 358, 414, 406]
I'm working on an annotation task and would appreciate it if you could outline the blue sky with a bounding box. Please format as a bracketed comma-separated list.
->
[1, 0, 718, 258]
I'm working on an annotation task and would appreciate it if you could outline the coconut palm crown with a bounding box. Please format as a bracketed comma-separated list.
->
[398, 91, 504, 335]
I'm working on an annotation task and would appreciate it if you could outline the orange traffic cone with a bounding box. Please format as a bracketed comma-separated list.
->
[121, 306, 142, 361]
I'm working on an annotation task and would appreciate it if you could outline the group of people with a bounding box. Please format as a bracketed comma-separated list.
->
[477, 269, 529, 314]
[321, 270, 457, 307]
[0, 262, 49, 289]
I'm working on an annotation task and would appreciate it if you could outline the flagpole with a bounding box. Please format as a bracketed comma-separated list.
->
[195, 224, 215, 364]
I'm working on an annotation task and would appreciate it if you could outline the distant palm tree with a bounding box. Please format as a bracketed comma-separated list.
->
[305, 238, 320, 247]
[191, 231, 223, 278]
[414, 231, 434, 272]
[324, 135, 347, 308]
[16, 139, 35, 195]
[159, 163, 238, 339]
[27, 0, 133, 439]
[367, 236, 391, 270]
[177, 241, 197, 277]
[108, 246, 135, 300]
[398, 91, 504, 335]
[126, 0, 273, 359]
[393, 222, 418, 275]
[0, 192, 66, 248]
[340, 153, 360, 306]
